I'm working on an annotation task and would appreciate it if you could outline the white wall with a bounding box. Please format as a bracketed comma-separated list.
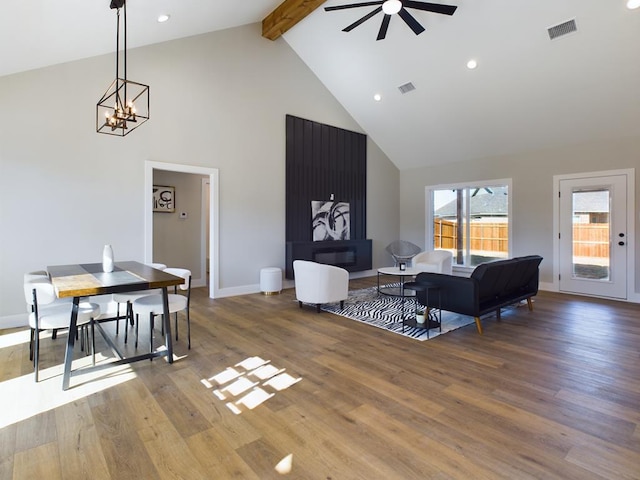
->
[0, 23, 400, 321]
[399, 136, 640, 298]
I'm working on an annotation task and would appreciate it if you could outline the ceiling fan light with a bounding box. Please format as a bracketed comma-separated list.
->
[382, 0, 402, 15]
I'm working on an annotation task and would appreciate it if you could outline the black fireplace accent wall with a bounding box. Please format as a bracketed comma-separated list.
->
[286, 114, 367, 241]
[285, 114, 371, 278]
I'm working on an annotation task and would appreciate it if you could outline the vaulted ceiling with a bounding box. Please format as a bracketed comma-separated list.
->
[2, 1, 638, 170]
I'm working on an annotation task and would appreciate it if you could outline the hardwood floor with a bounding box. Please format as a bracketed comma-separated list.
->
[1, 277, 639, 479]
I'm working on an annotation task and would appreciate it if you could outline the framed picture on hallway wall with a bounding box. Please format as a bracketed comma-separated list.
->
[153, 185, 175, 212]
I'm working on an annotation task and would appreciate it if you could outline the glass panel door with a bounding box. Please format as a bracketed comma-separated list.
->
[559, 175, 627, 299]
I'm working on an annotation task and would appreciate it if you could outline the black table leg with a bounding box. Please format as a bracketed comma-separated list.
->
[62, 296, 80, 390]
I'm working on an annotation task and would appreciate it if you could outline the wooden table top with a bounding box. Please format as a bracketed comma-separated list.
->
[47, 261, 184, 298]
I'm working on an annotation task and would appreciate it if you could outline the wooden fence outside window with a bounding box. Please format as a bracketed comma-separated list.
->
[433, 219, 609, 258]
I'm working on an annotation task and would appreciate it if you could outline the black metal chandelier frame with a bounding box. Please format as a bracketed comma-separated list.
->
[96, 0, 149, 136]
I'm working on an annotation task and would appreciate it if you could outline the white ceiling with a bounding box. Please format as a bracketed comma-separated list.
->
[2, 1, 639, 170]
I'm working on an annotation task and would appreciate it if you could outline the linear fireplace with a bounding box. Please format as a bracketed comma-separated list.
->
[313, 247, 356, 267]
[285, 239, 372, 279]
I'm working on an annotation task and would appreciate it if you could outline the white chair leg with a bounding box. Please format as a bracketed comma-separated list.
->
[91, 320, 96, 366]
[29, 328, 35, 361]
[34, 329, 40, 382]
[135, 314, 139, 349]
[149, 314, 155, 359]
[187, 310, 191, 349]
[116, 302, 121, 335]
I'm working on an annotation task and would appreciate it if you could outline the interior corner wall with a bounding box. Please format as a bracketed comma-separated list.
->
[367, 138, 400, 268]
[152, 170, 206, 282]
[0, 22, 399, 319]
[398, 136, 640, 295]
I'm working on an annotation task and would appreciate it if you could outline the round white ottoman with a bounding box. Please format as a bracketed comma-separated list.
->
[260, 267, 282, 295]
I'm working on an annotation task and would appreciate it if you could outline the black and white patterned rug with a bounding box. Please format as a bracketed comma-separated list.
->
[320, 284, 476, 341]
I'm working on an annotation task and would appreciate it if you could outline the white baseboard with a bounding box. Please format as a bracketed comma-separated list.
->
[539, 281, 556, 292]
[0, 313, 28, 329]
[215, 283, 262, 298]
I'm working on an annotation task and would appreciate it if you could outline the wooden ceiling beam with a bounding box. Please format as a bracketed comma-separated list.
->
[262, 0, 327, 40]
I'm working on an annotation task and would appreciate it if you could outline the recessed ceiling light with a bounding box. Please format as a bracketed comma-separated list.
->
[157, 14, 170, 23]
[467, 59, 478, 69]
[627, 0, 640, 9]
[374, 93, 382, 102]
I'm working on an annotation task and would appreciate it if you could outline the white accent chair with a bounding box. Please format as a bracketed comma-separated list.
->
[24, 276, 100, 382]
[132, 268, 192, 351]
[293, 260, 349, 313]
[412, 249, 453, 274]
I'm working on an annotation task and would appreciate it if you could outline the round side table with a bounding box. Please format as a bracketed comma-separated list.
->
[403, 281, 442, 338]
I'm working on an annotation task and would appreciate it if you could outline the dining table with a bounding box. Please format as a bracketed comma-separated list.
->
[47, 261, 185, 390]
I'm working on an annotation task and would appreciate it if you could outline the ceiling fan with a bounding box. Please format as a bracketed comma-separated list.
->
[325, 0, 457, 41]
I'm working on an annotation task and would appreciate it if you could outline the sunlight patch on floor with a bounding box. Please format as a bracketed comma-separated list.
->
[0, 352, 137, 429]
[0, 329, 31, 348]
[275, 453, 293, 475]
[203, 356, 302, 415]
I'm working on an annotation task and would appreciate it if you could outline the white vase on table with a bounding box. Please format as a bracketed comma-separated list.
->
[102, 244, 114, 273]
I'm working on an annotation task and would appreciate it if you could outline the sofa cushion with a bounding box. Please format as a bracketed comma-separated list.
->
[503, 256, 543, 295]
[471, 259, 518, 303]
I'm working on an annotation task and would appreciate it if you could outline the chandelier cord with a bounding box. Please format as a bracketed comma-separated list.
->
[115, 7, 120, 111]
[123, 1, 127, 110]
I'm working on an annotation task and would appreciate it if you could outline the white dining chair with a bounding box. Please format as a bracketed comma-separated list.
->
[24, 276, 100, 382]
[132, 268, 192, 352]
[112, 262, 167, 341]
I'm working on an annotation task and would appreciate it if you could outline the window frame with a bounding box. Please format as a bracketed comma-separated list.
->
[425, 178, 513, 271]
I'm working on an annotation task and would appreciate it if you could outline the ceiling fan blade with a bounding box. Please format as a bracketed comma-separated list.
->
[398, 8, 426, 35]
[342, 6, 383, 32]
[403, 1, 457, 15]
[376, 14, 391, 40]
[325, 1, 384, 11]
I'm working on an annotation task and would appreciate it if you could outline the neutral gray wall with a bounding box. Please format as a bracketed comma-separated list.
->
[367, 138, 400, 268]
[399, 136, 640, 296]
[0, 23, 399, 320]
[152, 171, 207, 282]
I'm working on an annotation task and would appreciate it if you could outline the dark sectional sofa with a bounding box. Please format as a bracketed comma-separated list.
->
[414, 255, 543, 334]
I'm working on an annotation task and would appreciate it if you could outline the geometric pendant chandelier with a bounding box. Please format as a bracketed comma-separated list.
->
[96, 0, 149, 136]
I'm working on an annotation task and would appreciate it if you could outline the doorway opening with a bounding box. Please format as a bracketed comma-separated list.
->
[144, 161, 219, 299]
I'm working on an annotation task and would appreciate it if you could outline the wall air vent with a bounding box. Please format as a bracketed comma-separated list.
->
[547, 19, 577, 40]
[398, 82, 416, 94]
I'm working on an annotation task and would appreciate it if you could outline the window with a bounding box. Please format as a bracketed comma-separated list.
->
[427, 179, 511, 268]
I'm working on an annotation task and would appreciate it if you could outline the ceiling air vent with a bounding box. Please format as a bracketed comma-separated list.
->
[398, 82, 416, 94]
[547, 19, 577, 40]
